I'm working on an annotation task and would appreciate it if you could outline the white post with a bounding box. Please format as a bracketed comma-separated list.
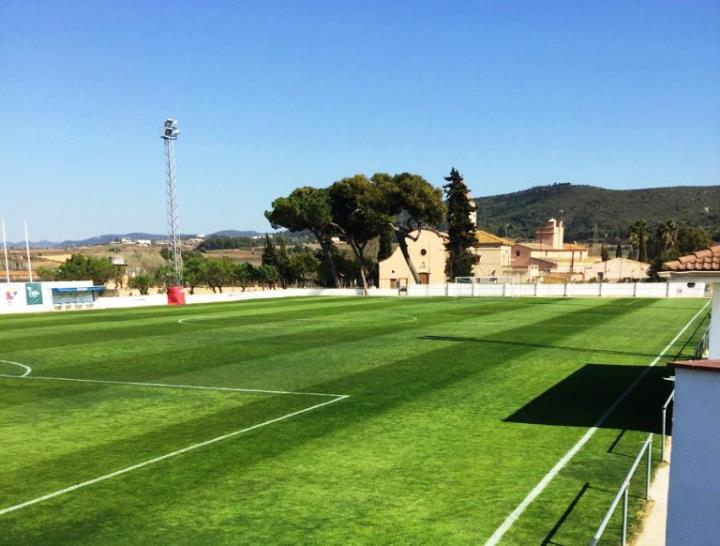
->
[23, 221, 33, 282]
[622, 487, 628, 545]
[1, 218, 9, 283]
[709, 284, 720, 359]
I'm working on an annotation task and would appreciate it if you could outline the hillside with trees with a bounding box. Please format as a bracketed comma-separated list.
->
[473, 183, 720, 242]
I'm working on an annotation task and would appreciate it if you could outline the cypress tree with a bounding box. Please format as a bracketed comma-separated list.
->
[275, 238, 291, 288]
[261, 235, 277, 267]
[615, 242, 622, 258]
[443, 168, 477, 279]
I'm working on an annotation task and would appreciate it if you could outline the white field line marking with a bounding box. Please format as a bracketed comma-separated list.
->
[293, 313, 418, 324]
[0, 374, 344, 398]
[179, 313, 418, 325]
[483, 300, 710, 546]
[0, 359, 31, 377]
[0, 393, 348, 517]
[177, 315, 211, 324]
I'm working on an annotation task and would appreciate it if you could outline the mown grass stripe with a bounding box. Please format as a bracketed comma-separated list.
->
[0, 394, 348, 517]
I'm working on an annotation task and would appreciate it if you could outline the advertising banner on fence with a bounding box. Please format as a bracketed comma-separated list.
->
[25, 282, 43, 305]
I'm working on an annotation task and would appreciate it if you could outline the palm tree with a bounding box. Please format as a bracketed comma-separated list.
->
[657, 220, 679, 259]
[628, 220, 650, 262]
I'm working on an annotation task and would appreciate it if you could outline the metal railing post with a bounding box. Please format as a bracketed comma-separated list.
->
[622, 487, 629, 546]
[589, 434, 654, 546]
[646, 435, 652, 499]
[661, 405, 667, 461]
[662, 390, 675, 462]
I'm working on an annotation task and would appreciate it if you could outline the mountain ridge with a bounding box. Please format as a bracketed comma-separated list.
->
[473, 183, 720, 242]
[10, 230, 263, 249]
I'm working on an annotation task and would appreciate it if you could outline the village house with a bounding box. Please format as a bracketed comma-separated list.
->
[511, 219, 595, 282]
[583, 256, 650, 282]
[378, 228, 447, 288]
[378, 216, 649, 288]
[378, 229, 529, 288]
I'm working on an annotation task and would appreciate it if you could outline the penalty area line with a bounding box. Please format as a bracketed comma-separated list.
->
[0, 374, 345, 398]
[483, 299, 710, 546]
[0, 393, 349, 517]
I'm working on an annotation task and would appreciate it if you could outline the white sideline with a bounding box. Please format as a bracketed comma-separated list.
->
[4, 375, 344, 398]
[483, 300, 710, 546]
[0, 359, 31, 377]
[0, 394, 349, 517]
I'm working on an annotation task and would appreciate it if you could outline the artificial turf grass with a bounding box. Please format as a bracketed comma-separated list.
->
[0, 296, 708, 545]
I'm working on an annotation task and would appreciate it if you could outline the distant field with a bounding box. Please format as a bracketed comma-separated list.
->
[0, 296, 708, 545]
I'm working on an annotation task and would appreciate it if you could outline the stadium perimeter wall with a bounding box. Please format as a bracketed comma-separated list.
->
[0, 281, 93, 314]
[409, 281, 706, 298]
[0, 282, 706, 315]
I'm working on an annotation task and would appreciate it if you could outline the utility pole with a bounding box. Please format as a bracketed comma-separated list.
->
[24, 221, 33, 282]
[1, 218, 9, 283]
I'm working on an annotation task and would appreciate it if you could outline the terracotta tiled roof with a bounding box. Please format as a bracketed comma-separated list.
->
[663, 245, 720, 271]
[476, 230, 513, 246]
[515, 242, 587, 251]
[512, 256, 557, 269]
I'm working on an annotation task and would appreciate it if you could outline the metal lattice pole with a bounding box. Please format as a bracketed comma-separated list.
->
[162, 119, 183, 286]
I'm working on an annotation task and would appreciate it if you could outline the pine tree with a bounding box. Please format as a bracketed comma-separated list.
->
[377, 228, 394, 262]
[443, 168, 477, 279]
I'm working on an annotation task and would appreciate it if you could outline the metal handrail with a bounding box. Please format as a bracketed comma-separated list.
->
[693, 325, 711, 360]
[662, 322, 711, 461]
[661, 390, 675, 462]
[589, 434, 653, 546]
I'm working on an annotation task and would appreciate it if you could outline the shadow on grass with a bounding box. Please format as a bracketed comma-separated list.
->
[504, 364, 673, 433]
[541, 482, 590, 546]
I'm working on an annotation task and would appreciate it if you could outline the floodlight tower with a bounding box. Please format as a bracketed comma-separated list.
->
[161, 118, 183, 287]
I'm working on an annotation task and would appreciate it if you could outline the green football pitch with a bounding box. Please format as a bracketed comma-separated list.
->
[0, 296, 709, 545]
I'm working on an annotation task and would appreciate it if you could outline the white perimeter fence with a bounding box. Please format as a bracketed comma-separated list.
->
[0, 281, 706, 314]
[408, 281, 706, 298]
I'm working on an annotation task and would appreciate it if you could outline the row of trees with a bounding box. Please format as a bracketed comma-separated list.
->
[157, 253, 280, 295]
[196, 236, 257, 251]
[37, 255, 123, 286]
[625, 220, 712, 277]
[38, 253, 284, 295]
[597, 221, 712, 276]
[265, 170, 480, 293]
[625, 220, 711, 263]
[260, 236, 321, 289]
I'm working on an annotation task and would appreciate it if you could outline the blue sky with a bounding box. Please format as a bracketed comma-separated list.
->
[1, 1, 718, 240]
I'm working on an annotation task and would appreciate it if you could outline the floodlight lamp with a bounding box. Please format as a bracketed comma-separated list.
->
[162, 118, 180, 139]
